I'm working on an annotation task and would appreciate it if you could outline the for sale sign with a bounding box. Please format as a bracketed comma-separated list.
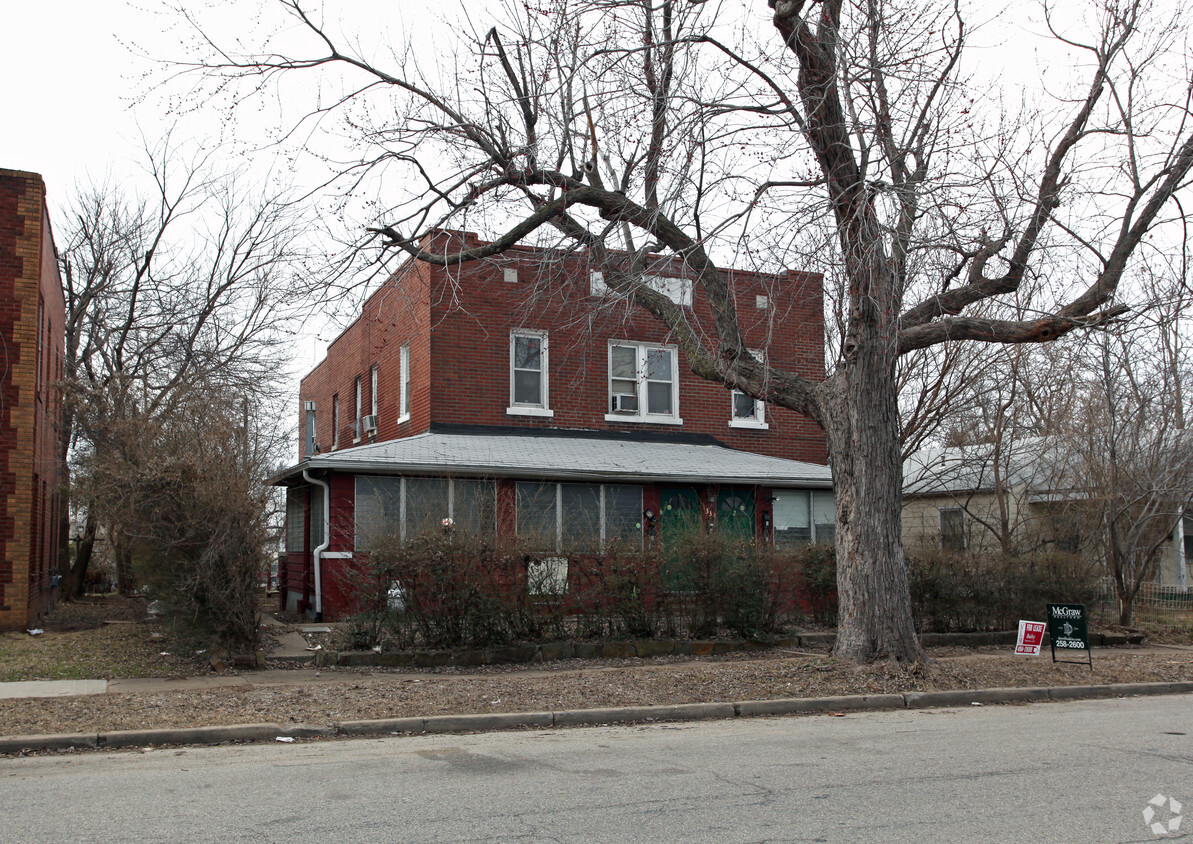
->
[1047, 603, 1093, 668]
[1015, 620, 1046, 655]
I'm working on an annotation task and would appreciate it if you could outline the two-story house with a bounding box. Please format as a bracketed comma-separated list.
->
[0, 170, 66, 631]
[270, 231, 834, 619]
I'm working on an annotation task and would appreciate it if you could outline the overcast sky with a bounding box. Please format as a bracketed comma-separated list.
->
[3, 1, 1179, 378]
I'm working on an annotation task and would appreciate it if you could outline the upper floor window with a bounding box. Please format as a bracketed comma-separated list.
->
[607, 342, 681, 425]
[353, 375, 363, 443]
[590, 271, 693, 307]
[730, 350, 768, 430]
[331, 394, 340, 450]
[399, 344, 411, 423]
[370, 365, 379, 418]
[508, 330, 552, 417]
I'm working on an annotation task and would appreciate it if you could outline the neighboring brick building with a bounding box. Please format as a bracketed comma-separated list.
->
[271, 231, 833, 619]
[0, 170, 66, 631]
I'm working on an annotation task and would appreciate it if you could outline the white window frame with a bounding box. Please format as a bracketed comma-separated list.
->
[331, 394, 340, 450]
[507, 329, 553, 417]
[370, 364, 379, 418]
[605, 341, 683, 425]
[353, 375, 363, 443]
[939, 507, 966, 551]
[398, 344, 411, 424]
[729, 349, 769, 430]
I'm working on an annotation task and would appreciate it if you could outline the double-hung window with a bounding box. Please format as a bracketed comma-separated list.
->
[331, 394, 340, 450]
[607, 342, 681, 424]
[508, 330, 552, 416]
[730, 350, 768, 430]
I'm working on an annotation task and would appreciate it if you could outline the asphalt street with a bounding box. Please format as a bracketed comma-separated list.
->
[2, 695, 1190, 843]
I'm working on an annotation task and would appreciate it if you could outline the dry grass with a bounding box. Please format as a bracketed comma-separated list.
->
[0, 596, 205, 682]
[2, 648, 1191, 736]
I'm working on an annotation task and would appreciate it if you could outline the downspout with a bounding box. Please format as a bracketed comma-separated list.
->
[302, 469, 329, 621]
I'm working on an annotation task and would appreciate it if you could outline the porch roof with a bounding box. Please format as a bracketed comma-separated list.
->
[269, 429, 832, 488]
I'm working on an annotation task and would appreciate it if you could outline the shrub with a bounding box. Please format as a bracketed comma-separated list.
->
[906, 547, 1102, 632]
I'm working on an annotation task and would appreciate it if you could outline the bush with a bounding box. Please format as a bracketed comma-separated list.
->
[347, 525, 810, 650]
[789, 543, 837, 626]
[906, 548, 1102, 632]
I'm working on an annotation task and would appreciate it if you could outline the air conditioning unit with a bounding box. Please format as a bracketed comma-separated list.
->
[303, 400, 316, 412]
[611, 393, 638, 413]
[361, 414, 378, 436]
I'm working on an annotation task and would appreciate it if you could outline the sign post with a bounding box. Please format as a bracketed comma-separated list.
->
[1046, 603, 1093, 669]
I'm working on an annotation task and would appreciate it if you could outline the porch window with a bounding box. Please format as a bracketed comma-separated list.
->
[515, 482, 644, 552]
[773, 489, 835, 547]
[285, 488, 305, 553]
[406, 477, 450, 538]
[355, 476, 496, 548]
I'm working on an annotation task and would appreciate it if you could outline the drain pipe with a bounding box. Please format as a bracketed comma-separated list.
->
[302, 468, 329, 621]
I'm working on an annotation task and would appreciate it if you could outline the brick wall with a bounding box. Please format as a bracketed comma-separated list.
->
[300, 232, 828, 464]
[0, 169, 66, 631]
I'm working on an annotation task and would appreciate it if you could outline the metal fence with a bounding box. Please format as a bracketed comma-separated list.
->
[1098, 578, 1193, 611]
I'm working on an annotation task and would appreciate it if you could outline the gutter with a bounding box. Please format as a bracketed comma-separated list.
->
[302, 469, 330, 621]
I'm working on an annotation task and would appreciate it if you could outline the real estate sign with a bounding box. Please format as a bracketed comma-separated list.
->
[1047, 603, 1093, 668]
[1015, 620, 1046, 655]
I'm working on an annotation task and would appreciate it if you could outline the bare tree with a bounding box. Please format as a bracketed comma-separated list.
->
[1072, 315, 1193, 625]
[59, 141, 306, 596]
[171, 0, 1193, 661]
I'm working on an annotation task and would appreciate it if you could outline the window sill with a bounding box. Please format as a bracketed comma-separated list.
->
[604, 413, 684, 426]
[729, 419, 769, 430]
[397, 413, 411, 425]
[507, 406, 555, 418]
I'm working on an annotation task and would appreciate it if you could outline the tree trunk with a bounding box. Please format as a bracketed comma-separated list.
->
[823, 333, 926, 663]
[1118, 593, 1134, 627]
[61, 513, 96, 599]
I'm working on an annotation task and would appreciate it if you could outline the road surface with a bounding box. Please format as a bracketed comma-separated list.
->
[2, 695, 1189, 842]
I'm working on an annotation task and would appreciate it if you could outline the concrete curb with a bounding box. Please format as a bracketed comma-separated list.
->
[3, 681, 1191, 754]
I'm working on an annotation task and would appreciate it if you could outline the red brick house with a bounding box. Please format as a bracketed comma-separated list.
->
[271, 231, 834, 619]
[0, 170, 66, 631]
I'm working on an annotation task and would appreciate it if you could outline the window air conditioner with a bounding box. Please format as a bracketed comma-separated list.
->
[361, 414, 378, 436]
[303, 401, 316, 412]
[611, 393, 638, 413]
